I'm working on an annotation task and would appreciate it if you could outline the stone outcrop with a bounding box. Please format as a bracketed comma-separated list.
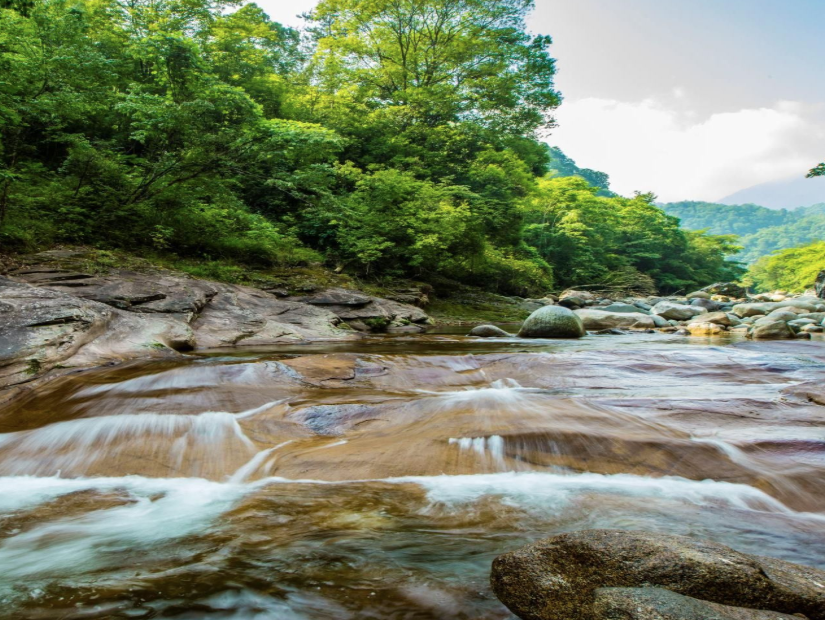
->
[0, 254, 431, 389]
[518, 306, 586, 339]
[490, 530, 825, 620]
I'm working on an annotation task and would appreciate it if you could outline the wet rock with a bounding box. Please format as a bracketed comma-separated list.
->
[490, 530, 825, 620]
[468, 325, 511, 338]
[518, 306, 585, 339]
[576, 309, 656, 331]
[592, 587, 803, 620]
[652, 301, 707, 321]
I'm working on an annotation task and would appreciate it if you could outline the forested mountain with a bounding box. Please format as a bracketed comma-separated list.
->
[545, 147, 614, 196]
[718, 174, 825, 210]
[0, 0, 742, 295]
[662, 201, 825, 263]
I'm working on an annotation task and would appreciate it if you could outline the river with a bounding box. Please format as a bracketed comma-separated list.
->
[0, 330, 824, 619]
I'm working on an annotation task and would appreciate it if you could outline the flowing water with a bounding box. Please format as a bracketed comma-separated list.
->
[1, 330, 825, 619]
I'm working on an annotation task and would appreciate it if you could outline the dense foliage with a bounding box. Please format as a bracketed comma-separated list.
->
[0, 0, 740, 295]
[662, 201, 825, 263]
[745, 241, 825, 293]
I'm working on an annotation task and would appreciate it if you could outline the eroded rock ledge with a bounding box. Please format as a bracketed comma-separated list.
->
[0, 252, 430, 389]
[491, 530, 825, 620]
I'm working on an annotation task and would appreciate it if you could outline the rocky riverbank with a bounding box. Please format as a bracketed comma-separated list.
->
[0, 250, 430, 389]
[471, 283, 825, 340]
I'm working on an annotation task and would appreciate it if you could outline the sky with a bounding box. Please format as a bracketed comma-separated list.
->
[257, 0, 825, 202]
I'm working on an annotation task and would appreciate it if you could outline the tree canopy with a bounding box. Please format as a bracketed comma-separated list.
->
[0, 0, 741, 295]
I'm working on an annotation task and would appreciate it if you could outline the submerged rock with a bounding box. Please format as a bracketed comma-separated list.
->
[518, 306, 585, 339]
[468, 325, 511, 338]
[490, 530, 825, 620]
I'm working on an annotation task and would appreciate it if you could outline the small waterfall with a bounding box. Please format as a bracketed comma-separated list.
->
[449, 435, 507, 470]
[0, 412, 257, 478]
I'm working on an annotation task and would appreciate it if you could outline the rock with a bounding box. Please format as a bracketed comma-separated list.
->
[576, 309, 656, 331]
[686, 322, 726, 337]
[652, 301, 707, 321]
[0, 277, 192, 387]
[788, 318, 816, 328]
[560, 289, 597, 302]
[650, 314, 670, 328]
[592, 587, 803, 620]
[294, 287, 372, 306]
[750, 320, 795, 340]
[602, 303, 650, 315]
[518, 306, 586, 339]
[802, 324, 824, 333]
[701, 282, 747, 298]
[633, 301, 652, 311]
[468, 325, 511, 338]
[817, 269, 825, 299]
[689, 312, 737, 327]
[691, 298, 722, 312]
[490, 530, 825, 620]
[687, 290, 711, 300]
[558, 296, 587, 309]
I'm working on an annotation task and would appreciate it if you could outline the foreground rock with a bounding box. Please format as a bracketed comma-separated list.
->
[518, 306, 585, 339]
[490, 530, 825, 620]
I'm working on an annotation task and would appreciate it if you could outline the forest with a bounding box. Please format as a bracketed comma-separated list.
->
[663, 201, 825, 264]
[1, 0, 744, 296]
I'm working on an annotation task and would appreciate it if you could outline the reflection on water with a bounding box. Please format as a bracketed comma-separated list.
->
[0, 333, 824, 618]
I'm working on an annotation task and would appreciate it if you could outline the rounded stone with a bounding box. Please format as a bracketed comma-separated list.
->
[518, 306, 585, 339]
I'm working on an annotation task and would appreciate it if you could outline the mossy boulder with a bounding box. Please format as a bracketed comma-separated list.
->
[518, 306, 585, 339]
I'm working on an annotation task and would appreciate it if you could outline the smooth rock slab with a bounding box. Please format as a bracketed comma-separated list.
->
[490, 530, 825, 620]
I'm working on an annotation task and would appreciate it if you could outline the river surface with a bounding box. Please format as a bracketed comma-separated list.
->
[1, 330, 824, 619]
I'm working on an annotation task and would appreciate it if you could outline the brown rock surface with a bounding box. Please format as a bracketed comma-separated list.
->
[490, 530, 825, 620]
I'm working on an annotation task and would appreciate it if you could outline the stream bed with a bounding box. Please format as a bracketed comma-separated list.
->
[0, 331, 824, 619]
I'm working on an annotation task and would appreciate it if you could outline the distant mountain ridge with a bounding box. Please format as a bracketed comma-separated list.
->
[718, 175, 825, 210]
[661, 201, 825, 263]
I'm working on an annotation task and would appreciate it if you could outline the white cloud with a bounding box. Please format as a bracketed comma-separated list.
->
[550, 97, 825, 202]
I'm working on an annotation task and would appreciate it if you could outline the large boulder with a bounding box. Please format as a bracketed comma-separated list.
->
[468, 325, 511, 338]
[576, 309, 656, 331]
[490, 530, 825, 620]
[518, 306, 585, 339]
[652, 301, 707, 321]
